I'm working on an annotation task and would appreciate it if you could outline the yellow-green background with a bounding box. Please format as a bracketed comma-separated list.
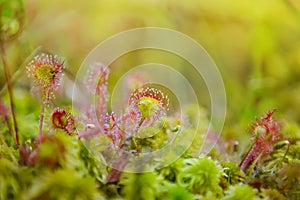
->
[2, 0, 300, 134]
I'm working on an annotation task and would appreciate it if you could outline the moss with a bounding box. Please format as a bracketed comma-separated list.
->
[262, 189, 286, 200]
[177, 156, 222, 196]
[121, 172, 157, 200]
[22, 169, 102, 200]
[223, 184, 258, 200]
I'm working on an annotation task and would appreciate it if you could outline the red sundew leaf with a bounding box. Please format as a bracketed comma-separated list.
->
[240, 110, 281, 171]
[83, 63, 110, 130]
[51, 108, 76, 135]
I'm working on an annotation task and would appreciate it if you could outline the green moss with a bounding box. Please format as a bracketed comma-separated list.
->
[177, 156, 222, 196]
[22, 169, 102, 200]
[222, 162, 244, 185]
[0, 158, 20, 199]
[262, 189, 286, 200]
[121, 173, 157, 200]
[165, 185, 193, 200]
[223, 184, 258, 200]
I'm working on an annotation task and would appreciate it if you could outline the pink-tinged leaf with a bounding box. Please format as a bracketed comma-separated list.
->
[84, 63, 109, 126]
[51, 108, 76, 135]
[128, 86, 169, 132]
[240, 110, 281, 171]
[26, 53, 65, 100]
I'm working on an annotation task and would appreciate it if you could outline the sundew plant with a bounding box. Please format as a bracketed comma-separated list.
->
[1, 0, 300, 200]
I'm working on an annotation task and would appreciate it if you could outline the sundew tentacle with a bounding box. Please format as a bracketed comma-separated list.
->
[26, 53, 65, 138]
[240, 110, 281, 171]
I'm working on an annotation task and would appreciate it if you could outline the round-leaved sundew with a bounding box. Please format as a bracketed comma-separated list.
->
[26, 53, 65, 138]
[26, 53, 65, 100]
[129, 87, 169, 120]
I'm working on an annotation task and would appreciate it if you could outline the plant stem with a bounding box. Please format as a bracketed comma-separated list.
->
[39, 92, 49, 139]
[39, 102, 45, 138]
[4, 115, 13, 139]
[0, 43, 19, 146]
[239, 142, 255, 171]
[106, 152, 130, 183]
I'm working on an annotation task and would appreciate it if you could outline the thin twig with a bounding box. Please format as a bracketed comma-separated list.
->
[39, 100, 46, 138]
[0, 43, 19, 146]
[39, 89, 51, 139]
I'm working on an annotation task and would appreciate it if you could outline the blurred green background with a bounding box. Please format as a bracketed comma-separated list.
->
[1, 0, 300, 136]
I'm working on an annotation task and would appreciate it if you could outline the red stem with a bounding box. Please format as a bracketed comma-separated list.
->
[0, 43, 19, 146]
[239, 142, 258, 171]
[106, 152, 130, 183]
